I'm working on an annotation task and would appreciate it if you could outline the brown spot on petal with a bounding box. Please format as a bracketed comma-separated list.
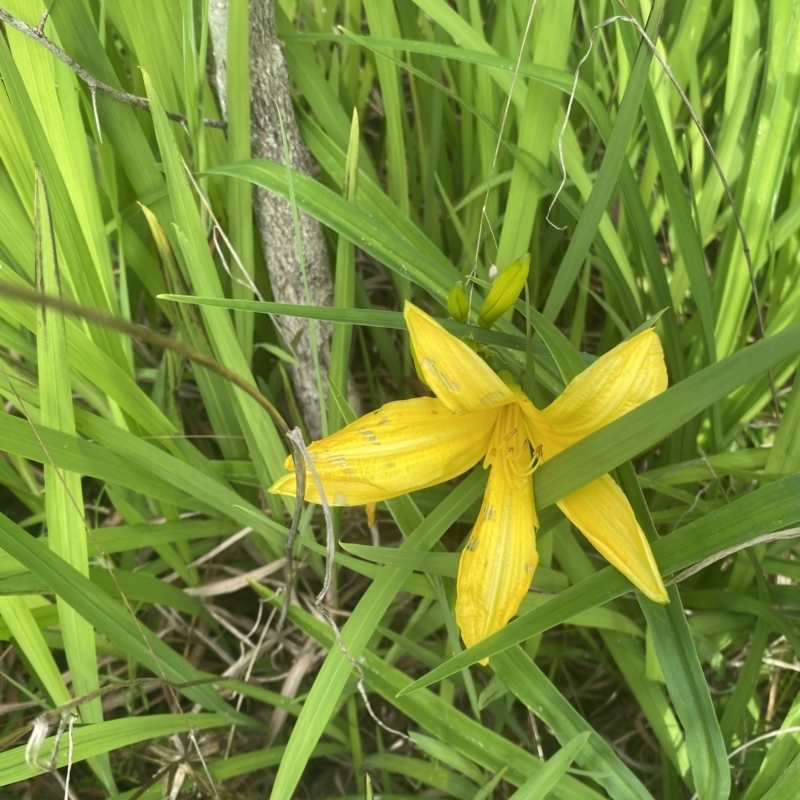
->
[421, 358, 460, 393]
[479, 391, 507, 407]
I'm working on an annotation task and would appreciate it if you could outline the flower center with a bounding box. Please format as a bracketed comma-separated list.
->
[485, 403, 542, 484]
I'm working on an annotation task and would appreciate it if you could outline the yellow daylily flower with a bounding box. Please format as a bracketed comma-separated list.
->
[270, 303, 669, 653]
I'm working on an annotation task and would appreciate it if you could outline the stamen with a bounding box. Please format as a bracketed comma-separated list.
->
[507, 443, 543, 477]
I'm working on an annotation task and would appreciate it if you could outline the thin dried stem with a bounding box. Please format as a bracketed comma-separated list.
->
[286, 429, 334, 607]
[0, 6, 225, 130]
[0, 282, 289, 434]
[280, 434, 308, 630]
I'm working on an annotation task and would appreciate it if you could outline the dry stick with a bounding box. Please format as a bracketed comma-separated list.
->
[187, 728, 220, 800]
[287, 429, 334, 607]
[249, 0, 336, 440]
[224, 602, 278, 760]
[0, 6, 225, 130]
[280, 432, 407, 743]
[127, 761, 184, 800]
[63, 712, 77, 800]
[281, 434, 307, 630]
[34, 0, 53, 36]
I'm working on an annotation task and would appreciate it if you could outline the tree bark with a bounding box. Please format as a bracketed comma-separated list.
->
[249, 0, 334, 439]
[210, 0, 334, 438]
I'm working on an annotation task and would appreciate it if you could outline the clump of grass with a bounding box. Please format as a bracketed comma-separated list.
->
[0, 2, 799, 799]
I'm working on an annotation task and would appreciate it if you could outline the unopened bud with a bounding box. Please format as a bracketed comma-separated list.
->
[478, 254, 530, 328]
[447, 282, 470, 322]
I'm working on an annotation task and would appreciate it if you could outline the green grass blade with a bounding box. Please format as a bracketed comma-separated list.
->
[642, 594, 730, 800]
[494, 648, 653, 800]
[264, 469, 486, 800]
[0, 714, 228, 784]
[34, 165, 113, 791]
[362, 0, 408, 215]
[142, 70, 288, 509]
[0, 596, 71, 708]
[269, 585, 605, 800]
[0, 509, 257, 725]
[495, 0, 573, 270]
[758, 752, 800, 800]
[227, 0, 256, 364]
[713, 1, 800, 357]
[542, 0, 665, 322]
[208, 159, 461, 300]
[506, 731, 593, 800]
[399, 471, 800, 688]
[328, 110, 360, 433]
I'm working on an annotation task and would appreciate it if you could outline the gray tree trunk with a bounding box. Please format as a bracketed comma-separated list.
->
[209, 0, 334, 439]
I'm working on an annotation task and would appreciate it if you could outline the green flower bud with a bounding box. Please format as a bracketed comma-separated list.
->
[477, 254, 530, 329]
[447, 282, 470, 323]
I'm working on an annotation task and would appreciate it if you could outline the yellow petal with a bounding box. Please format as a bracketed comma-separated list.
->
[269, 397, 497, 506]
[404, 303, 517, 414]
[530, 329, 667, 454]
[456, 410, 539, 658]
[557, 474, 668, 603]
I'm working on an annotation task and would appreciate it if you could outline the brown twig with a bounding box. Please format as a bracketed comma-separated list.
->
[34, 2, 51, 36]
[0, 6, 226, 130]
[0, 281, 287, 433]
[0, 279, 310, 634]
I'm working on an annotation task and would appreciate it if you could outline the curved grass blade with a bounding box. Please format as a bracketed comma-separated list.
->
[643, 589, 731, 800]
[507, 732, 593, 800]
[398, 471, 800, 690]
[207, 159, 461, 301]
[265, 470, 486, 800]
[34, 164, 113, 790]
[0, 508, 259, 727]
[0, 714, 227, 784]
[494, 648, 653, 800]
